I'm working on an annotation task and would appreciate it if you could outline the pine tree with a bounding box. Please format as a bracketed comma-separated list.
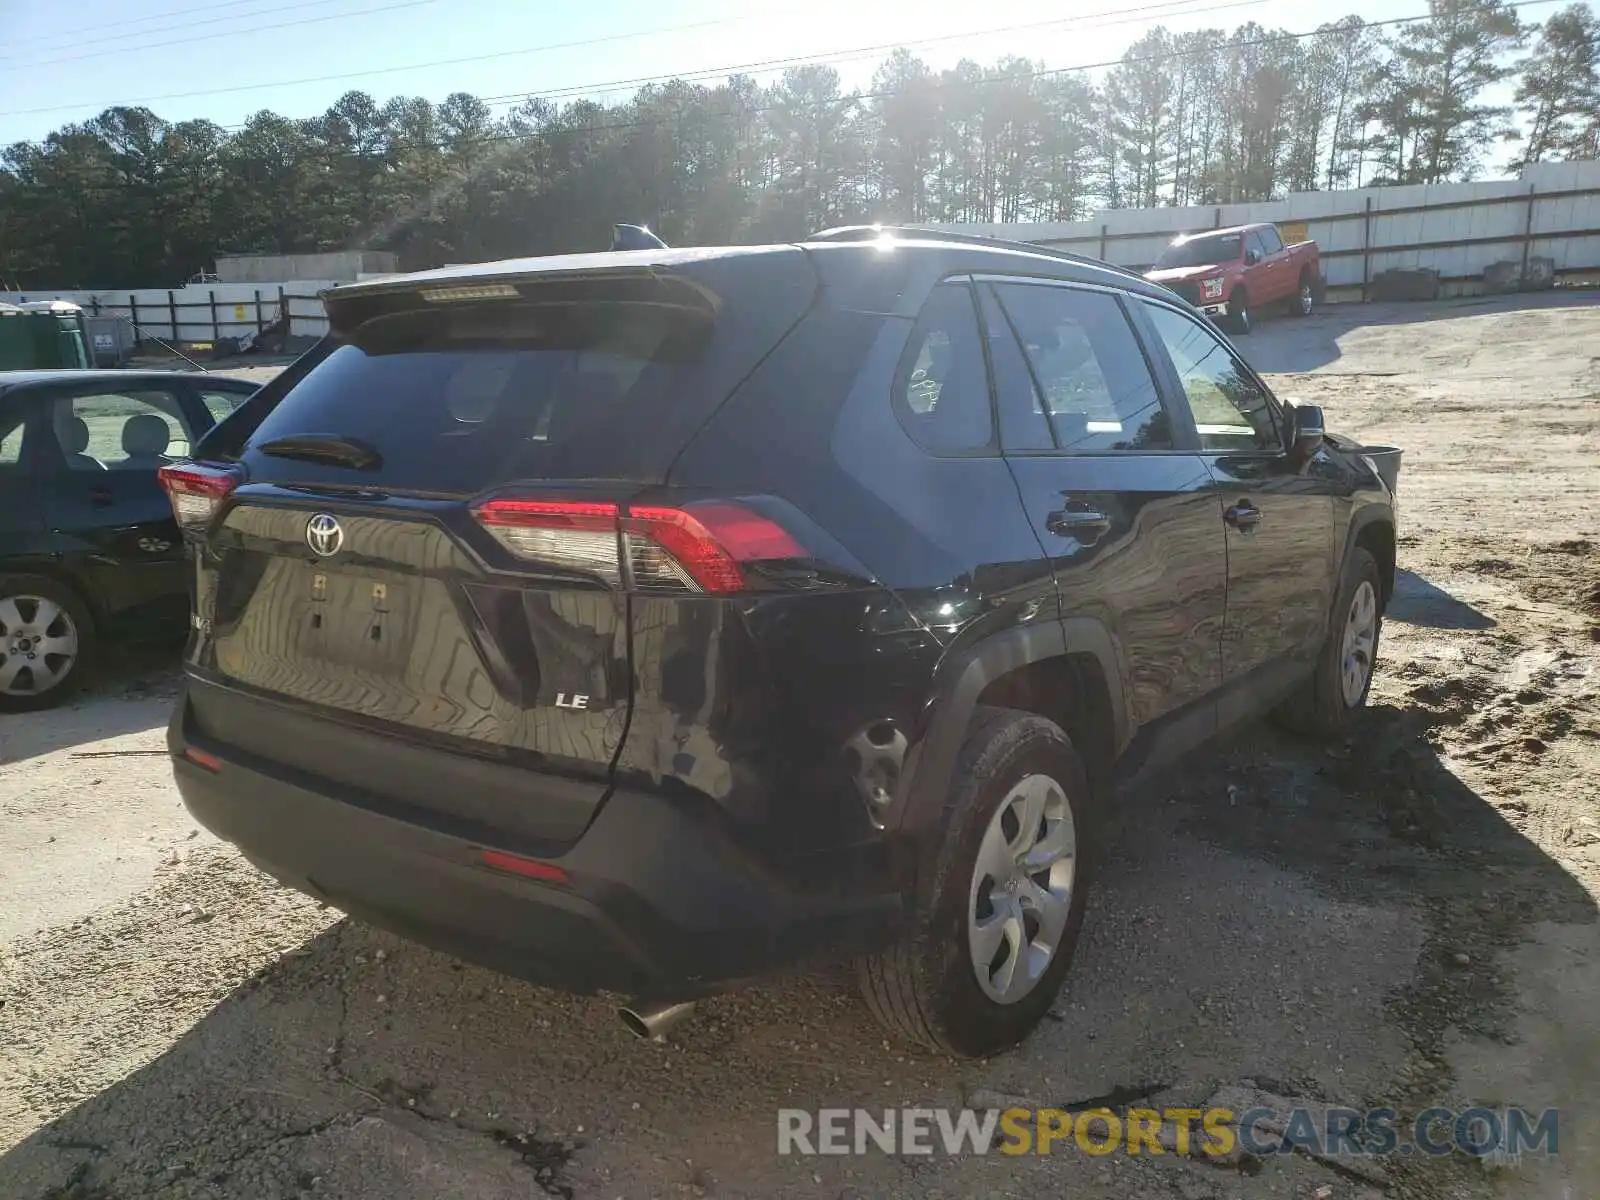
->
[1510, 4, 1600, 167]
[1378, 0, 1531, 183]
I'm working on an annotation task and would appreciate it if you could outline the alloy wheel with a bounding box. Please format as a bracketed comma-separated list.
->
[0, 594, 80, 698]
[1340, 580, 1378, 707]
[967, 773, 1077, 1005]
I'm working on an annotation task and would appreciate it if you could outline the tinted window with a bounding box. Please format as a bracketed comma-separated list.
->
[1142, 303, 1280, 452]
[244, 301, 718, 493]
[0, 410, 23, 468]
[896, 282, 994, 454]
[49, 390, 192, 471]
[198, 387, 252, 423]
[992, 283, 1171, 453]
[1154, 234, 1242, 269]
[977, 285, 1052, 452]
[1257, 226, 1284, 255]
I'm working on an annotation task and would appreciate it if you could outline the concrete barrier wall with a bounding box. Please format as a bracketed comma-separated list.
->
[0, 281, 339, 341]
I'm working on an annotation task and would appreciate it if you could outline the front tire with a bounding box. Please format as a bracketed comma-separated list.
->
[859, 707, 1092, 1057]
[1279, 548, 1382, 737]
[0, 575, 95, 712]
[1227, 291, 1252, 334]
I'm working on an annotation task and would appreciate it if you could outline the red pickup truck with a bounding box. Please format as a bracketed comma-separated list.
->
[1144, 223, 1321, 334]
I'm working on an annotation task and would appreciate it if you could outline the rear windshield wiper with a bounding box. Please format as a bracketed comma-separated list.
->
[257, 434, 383, 471]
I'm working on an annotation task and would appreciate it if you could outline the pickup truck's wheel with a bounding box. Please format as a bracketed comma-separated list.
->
[1278, 547, 1382, 737]
[1227, 291, 1252, 334]
[0, 575, 96, 713]
[1293, 275, 1315, 317]
[859, 706, 1091, 1057]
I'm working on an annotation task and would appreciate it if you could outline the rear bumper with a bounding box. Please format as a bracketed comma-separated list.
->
[169, 692, 901, 999]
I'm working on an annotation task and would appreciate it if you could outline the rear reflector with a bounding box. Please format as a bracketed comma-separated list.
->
[470, 497, 803, 594]
[181, 746, 223, 772]
[158, 462, 241, 529]
[480, 848, 569, 884]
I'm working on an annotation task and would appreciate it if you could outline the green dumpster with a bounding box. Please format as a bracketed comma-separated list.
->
[0, 301, 92, 369]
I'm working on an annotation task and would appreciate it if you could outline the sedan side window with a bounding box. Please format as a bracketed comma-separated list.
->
[1141, 302, 1281, 452]
[990, 282, 1172, 453]
[50, 391, 194, 471]
[0, 413, 24, 468]
[198, 388, 253, 424]
[896, 282, 995, 455]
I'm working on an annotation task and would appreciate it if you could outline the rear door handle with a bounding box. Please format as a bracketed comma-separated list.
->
[1224, 500, 1261, 532]
[1046, 507, 1112, 544]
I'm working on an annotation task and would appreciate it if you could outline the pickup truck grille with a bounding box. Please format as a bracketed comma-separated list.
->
[1166, 281, 1203, 306]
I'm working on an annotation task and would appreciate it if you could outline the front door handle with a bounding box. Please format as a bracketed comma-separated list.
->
[1046, 507, 1112, 544]
[1224, 500, 1261, 532]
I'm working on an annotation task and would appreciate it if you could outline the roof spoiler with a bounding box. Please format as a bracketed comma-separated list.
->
[612, 224, 669, 251]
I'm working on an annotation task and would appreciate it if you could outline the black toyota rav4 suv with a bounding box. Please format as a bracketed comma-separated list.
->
[165, 228, 1396, 1057]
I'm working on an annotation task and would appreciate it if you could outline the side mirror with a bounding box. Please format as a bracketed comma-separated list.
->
[1286, 400, 1325, 460]
[1245, 248, 1262, 265]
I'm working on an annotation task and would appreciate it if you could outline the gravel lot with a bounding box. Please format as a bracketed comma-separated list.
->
[3, 293, 1598, 1200]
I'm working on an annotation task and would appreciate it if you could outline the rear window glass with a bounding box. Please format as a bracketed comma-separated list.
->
[244, 302, 712, 494]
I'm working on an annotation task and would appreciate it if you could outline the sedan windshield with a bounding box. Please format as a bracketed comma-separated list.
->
[1154, 234, 1241, 269]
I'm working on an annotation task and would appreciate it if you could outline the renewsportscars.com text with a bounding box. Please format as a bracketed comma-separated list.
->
[777, 1105, 1559, 1160]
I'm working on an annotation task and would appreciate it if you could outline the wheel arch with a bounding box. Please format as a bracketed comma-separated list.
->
[892, 619, 1129, 836]
[0, 558, 103, 630]
[1348, 509, 1396, 609]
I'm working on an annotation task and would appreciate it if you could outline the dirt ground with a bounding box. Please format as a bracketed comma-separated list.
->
[3, 293, 1598, 1200]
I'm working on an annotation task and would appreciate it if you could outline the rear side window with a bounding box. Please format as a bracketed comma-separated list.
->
[244, 302, 713, 494]
[49, 390, 193, 470]
[0, 411, 23, 468]
[895, 282, 994, 455]
[990, 283, 1172, 453]
[198, 388, 252, 423]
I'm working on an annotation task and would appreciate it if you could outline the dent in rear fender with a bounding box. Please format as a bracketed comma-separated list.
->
[618, 588, 941, 860]
[888, 619, 1130, 836]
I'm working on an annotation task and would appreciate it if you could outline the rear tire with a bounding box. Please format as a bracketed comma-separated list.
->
[1227, 291, 1252, 334]
[0, 574, 96, 713]
[1278, 548, 1382, 737]
[859, 706, 1092, 1057]
[1293, 275, 1315, 318]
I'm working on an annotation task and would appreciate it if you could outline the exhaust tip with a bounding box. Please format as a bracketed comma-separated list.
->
[618, 1000, 696, 1040]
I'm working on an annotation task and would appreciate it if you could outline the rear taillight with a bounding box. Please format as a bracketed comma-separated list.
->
[474, 498, 625, 585]
[625, 504, 804, 593]
[158, 462, 240, 529]
[470, 497, 805, 594]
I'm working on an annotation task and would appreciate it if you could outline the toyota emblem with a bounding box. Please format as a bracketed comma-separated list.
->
[305, 513, 344, 557]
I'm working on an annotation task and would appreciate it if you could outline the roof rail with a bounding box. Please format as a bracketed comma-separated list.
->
[806, 224, 1147, 282]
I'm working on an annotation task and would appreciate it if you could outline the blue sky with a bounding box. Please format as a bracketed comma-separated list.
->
[0, 0, 1554, 162]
